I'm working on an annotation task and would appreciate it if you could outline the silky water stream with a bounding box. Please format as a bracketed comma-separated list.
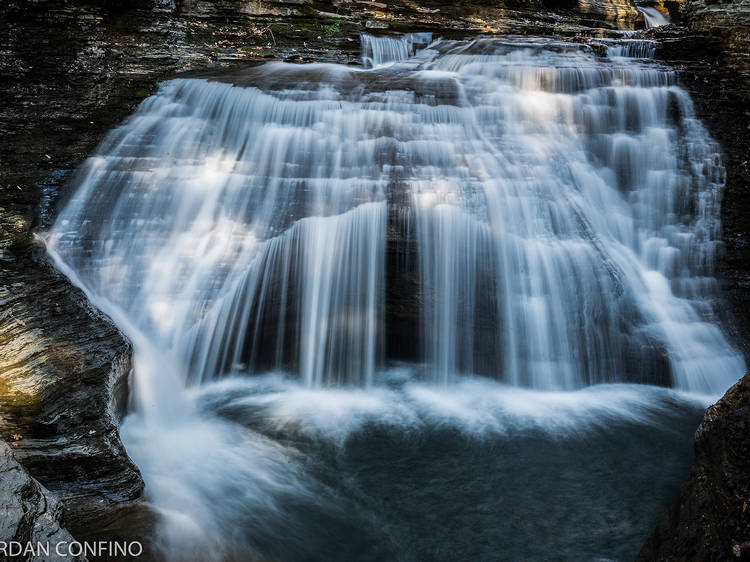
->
[46, 35, 746, 561]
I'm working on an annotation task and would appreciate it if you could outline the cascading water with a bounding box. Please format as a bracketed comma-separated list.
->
[360, 32, 434, 67]
[637, 5, 671, 28]
[45, 35, 745, 561]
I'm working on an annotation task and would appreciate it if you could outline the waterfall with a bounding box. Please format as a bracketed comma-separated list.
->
[360, 32, 433, 67]
[602, 39, 657, 58]
[47, 37, 744, 397]
[638, 5, 671, 28]
[43, 34, 747, 561]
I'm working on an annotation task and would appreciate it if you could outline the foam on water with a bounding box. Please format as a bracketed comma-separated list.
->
[196, 370, 712, 443]
[121, 414, 309, 561]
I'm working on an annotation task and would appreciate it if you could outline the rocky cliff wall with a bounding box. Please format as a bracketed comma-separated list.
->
[684, 0, 750, 84]
[0, 254, 144, 538]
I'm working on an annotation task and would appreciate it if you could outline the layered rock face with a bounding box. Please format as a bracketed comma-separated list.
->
[0, 440, 84, 562]
[638, 372, 750, 560]
[684, 0, 750, 84]
[0, 265, 143, 536]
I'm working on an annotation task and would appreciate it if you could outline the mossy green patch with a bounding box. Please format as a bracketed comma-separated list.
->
[324, 21, 341, 37]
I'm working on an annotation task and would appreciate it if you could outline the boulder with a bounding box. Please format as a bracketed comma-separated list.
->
[639, 371, 750, 560]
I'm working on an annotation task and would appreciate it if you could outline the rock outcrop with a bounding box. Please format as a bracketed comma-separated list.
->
[683, 0, 750, 85]
[0, 440, 85, 561]
[0, 261, 144, 537]
[638, 372, 750, 560]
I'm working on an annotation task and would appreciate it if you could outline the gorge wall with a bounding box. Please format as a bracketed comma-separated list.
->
[1, 0, 750, 556]
[681, 0, 750, 356]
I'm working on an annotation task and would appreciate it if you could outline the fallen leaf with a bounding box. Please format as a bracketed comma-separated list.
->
[11, 434, 22, 441]
[14, 317, 26, 327]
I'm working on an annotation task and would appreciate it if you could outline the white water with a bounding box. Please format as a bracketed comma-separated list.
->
[360, 32, 434, 67]
[601, 38, 657, 58]
[193, 370, 713, 443]
[44, 35, 745, 559]
[638, 5, 671, 28]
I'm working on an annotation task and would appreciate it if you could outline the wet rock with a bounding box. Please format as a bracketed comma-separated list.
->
[0, 252, 144, 539]
[572, 0, 644, 29]
[638, 371, 750, 561]
[683, 0, 750, 86]
[0, 440, 85, 561]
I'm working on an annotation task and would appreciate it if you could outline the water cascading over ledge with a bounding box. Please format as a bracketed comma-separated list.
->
[47, 35, 744, 397]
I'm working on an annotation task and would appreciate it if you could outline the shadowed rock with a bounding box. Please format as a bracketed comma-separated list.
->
[0, 440, 85, 562]
[638, 371, 750, 561]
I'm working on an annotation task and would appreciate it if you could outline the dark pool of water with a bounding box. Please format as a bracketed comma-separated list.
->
[187, 379, 704, 562]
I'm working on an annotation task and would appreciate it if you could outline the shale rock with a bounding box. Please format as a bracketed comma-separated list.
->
[0, 440, 85, 562]
[679, 0, 750, 355]
[638, 371, 750, 560]
[0, 252, 144, 538]
[683, 0, 750, 86]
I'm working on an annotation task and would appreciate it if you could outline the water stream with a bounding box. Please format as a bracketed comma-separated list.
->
[637, 6, 671, 28]
[46, 35, 745, 561]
